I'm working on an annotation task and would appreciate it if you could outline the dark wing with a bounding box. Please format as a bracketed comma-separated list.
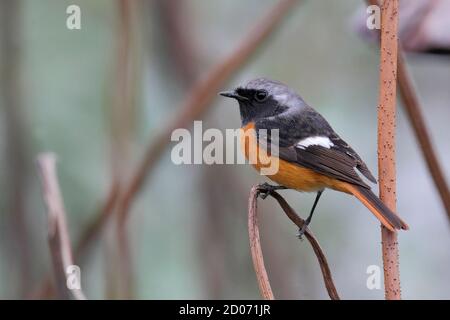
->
[256, 107, 377, 189]
[328, 132, 377, 184]
[276, 131, 377, 189]
[278, 142, 372, 189]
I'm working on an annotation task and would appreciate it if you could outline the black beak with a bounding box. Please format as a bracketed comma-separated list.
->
[219, 90, 248, 101]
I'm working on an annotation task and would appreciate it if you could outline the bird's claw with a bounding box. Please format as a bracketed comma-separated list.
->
[297, 225, 307, 240]
[257, 183, 285, 199]
[297, 219, 311, 240]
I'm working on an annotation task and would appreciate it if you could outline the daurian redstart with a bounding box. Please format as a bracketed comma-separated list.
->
[220, 78, 408, 235]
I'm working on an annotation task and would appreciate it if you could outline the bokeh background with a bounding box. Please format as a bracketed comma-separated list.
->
[1, 0, 449, 299]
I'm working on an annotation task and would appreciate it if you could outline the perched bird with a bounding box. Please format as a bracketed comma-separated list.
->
[220, 78, 408, 235]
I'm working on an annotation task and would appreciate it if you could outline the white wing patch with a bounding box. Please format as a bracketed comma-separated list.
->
[296, 136, 334, 149]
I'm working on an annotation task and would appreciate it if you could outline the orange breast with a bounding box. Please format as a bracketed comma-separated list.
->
[240, 122, 349, 193]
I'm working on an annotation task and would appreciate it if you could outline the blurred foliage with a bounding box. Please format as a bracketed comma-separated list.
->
[0, 0, 450, 299]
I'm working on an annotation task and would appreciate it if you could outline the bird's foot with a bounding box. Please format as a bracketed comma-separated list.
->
[257, 183, 287, 199]
[297, 219, 311, 240]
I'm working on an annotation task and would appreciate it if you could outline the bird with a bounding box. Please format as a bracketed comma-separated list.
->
[219, 78, 408, 235]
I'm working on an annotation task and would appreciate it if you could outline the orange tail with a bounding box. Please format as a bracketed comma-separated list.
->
[344, 184, 409, 231]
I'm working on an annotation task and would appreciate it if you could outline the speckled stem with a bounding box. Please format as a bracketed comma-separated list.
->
[376, 0, 402, 300]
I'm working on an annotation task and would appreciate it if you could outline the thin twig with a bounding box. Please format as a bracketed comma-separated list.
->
[114, 0, 135, 299]
[74, 182, 121, 260]
[36, 153, 87, 300]
[376, 0, 402, 300]
[268, 191, 340, 300]
[248, 185, 340, 300]
[155, 0, 198, 84]
[397, 52, 450, 220]
[29, 182, 120, 299]
[248, 186, 275, 300]
[0, 0, 32, 297]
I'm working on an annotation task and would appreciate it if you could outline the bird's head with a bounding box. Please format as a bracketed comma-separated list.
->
[219, 78, 305, 125]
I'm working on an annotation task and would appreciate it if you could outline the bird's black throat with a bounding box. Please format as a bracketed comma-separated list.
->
[238, 98, 288, 126]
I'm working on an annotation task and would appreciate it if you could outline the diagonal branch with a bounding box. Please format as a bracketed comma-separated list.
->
[268, 191, 340, 300]
[396, 52, 450, 220]
[31, 0, 300, 299]
[116, 0, 299, 223]
[29, 182, 119, 299]
[36, 153, 87, 300]
[248, 185, 340, 300]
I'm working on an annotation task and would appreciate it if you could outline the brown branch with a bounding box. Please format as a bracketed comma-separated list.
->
[376, 0, 402, 300]
[0, 0, 32, 297]
[74, 183, 121, 260]
[36, 153, 87, 300]
[31, 0, 299, 298]
[114, 0, 135, 299]
[154, 0, 198, 84]
[397, 53, 450, 220]
[248, 186, 275, 300]
[367, 0, 450, 221]
[268, 191, 340, 300]
[248, 185, 340, 300]
[29, 182, 120, 299]
[32, 0, 135, 298]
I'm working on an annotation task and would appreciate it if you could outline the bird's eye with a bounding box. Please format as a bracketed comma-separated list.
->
[254, 90, 268, 102]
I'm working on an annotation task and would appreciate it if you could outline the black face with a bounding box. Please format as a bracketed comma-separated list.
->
[220, 87, 287, 125]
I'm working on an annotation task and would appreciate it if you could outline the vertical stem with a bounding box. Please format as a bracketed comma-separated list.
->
[0, 0, 32, 298]
[37, 153, 87, 300]
[377, 0, 401, 299]
[115, 0, 134, 299]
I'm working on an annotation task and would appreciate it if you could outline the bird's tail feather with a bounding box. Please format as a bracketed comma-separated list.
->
[345, 184, 409, 231]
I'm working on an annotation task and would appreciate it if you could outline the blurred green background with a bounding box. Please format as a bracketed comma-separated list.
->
[1, 0, 449, 299]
